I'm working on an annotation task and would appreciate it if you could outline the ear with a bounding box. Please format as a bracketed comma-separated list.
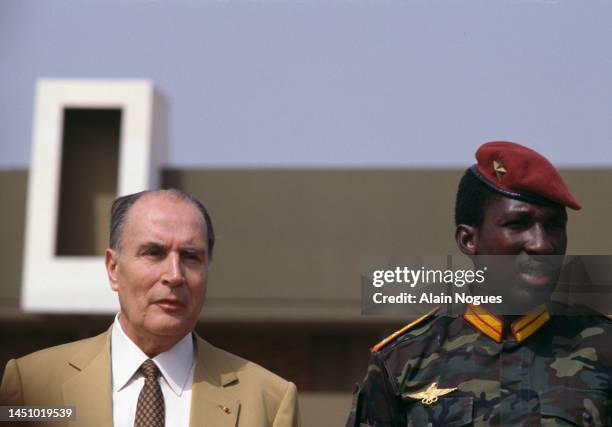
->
[455, 224, 478, 256]
[105, 248, 120, 292]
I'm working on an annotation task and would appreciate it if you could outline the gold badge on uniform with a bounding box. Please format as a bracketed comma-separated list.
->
[402, 382, 457, 405]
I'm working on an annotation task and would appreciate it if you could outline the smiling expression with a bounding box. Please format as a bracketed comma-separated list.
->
[458, 197, 568, 311]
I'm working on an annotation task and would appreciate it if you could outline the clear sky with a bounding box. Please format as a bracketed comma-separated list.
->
[1, 0, 611, 168]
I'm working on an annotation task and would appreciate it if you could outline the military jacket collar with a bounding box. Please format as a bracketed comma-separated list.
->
[463, 303, 551, 343]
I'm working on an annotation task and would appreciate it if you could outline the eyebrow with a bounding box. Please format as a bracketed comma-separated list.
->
[137, 242, 207, 255]
[181, 246, 207, 256]
[498, 207, 532, 218]
[137, 242, 167, 253]
[501, 207, 567, 220]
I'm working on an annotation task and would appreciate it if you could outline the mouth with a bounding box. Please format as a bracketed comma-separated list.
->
[518, 271, 554, 288]
[517, 259, 560, 288]
[154, 298, 186, 311]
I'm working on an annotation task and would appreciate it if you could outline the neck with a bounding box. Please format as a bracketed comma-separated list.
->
[479, 300, 548, 321]
[118, 314, 182, 357]
[471, 285, 550, 318]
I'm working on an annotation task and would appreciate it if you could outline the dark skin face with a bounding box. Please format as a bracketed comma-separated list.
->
[456, 197, 568, 314]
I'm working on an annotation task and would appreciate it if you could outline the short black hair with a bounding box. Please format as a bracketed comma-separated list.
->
[454, 168, 500, 227]
[109, 189, 215, 260]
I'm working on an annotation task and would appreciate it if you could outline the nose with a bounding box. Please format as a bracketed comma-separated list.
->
[523, 224, 556, 255]
[161, 252, 184, 286]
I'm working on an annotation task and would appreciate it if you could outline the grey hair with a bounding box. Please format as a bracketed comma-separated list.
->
[109, 189, 215, 260]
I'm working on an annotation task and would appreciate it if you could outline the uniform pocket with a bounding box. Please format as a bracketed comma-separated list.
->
[406, 396, 473, 427]
[540, 389, 610, 426]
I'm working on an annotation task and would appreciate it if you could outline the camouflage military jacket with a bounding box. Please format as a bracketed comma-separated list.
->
[347, 305, 612, 426]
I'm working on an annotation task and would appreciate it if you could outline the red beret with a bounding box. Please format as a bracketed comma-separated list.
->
[471, 141, 581, 210]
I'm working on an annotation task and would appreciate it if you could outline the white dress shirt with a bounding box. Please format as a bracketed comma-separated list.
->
[111, 315, 195, 427]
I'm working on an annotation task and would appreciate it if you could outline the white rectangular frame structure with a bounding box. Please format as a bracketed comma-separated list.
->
[22, 79, 157, 313]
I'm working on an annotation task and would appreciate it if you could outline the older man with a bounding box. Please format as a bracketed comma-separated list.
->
[347, 142, 612, 426]
[1, 189, 300, 427]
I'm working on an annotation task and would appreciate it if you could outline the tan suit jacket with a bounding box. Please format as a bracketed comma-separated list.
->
[0, 329, 299, 427]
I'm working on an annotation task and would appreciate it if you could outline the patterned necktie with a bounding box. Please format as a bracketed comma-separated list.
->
[134, 359, 165, 427]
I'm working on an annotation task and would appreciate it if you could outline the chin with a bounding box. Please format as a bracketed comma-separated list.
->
[146, 315, 191, 338]
[506, 289, 552, 313]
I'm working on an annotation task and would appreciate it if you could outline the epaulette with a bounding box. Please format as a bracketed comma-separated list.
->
[599, 312, 612, 321]
[370, 307, 440, 353]
[554, 302, 612, 321]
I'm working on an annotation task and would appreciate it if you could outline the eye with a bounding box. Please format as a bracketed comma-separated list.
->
[182, 250, 204, 263]
[140, 245, 165, 258]
[504, 219, 530, 229]
[548, 218, 567, 230]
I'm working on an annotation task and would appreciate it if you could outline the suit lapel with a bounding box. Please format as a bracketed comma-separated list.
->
[62, 329, 113, 427]
[60, 330, 241, 426]
[189, 336, 241, 427]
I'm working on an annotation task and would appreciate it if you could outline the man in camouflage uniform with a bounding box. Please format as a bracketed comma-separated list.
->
[347, 141, 612, 426]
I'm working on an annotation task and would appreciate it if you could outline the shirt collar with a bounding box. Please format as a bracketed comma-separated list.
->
[111, 314, 195, 396]
[463, 303, 550, 343]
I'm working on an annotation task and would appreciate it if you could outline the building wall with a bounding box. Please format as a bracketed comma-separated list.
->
[2, 168, 612, 425]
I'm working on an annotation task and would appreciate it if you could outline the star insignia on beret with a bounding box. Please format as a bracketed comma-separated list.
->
[493, 160, 507, 181]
